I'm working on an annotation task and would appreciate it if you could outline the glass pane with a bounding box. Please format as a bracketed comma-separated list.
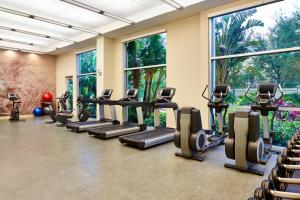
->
[126, 33, 166, 68]
[78, 75, 97, 118]
[67, 78, 73, 110]
[127, 67, 167, 126]
[78, 50, 96, 74]
[212, 0, 300, 56]
[213, 51, 300, 146]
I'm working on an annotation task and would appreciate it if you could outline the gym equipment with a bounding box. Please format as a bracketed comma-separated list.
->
[33, 107, 43, 117]
[45, 91, 69, 124]
[55, 109, 73, 127]
[43, 106, 51, 115]
[119, 88, 178, 149]
[66, 89, 120, 133]
[224, 110, 267, 175]
[249, 136, 300, 200]
[88, 89, 147, 139]
[174, 85, 229, 161]
[245, 82, 283, 153]
[251, 180, 300, 200]
[42, 92, 53, 102]
[76, 95, 90, 122]
[269, 167, 300, 191]
[7, 93, 22, 122]
[56, 94, 93, 127]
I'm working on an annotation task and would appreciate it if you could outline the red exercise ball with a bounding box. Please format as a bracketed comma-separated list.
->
[42, 92, 53, 102]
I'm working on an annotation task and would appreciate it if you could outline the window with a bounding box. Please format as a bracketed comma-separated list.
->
[125, 33, 167, 126]
[66, 76, 73, 110]
[77, 50, 97, 118]
[210, 0, 300, 146]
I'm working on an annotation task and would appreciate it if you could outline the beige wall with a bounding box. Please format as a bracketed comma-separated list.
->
[111, 15, 207, 127]
[56, 0, 273, 127]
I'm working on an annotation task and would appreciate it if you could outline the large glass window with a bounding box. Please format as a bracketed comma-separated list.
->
[66, 76, 73, 111]
[77, 50, 97, 118]
[125, 33, 167, 126]
[210, 0, 300, 146]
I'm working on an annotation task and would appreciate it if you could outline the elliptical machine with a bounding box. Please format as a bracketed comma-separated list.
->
[224, 82, 283, 175]
[174, 85, 230, 161]
[7, 93, 22, 122]
[246, 82, 283, 153]
[45, 91, 69, 124]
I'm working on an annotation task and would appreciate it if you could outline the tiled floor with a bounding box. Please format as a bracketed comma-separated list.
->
[0, 118, 275, 200]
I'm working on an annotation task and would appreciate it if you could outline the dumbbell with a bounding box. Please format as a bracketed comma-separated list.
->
[288, 140, 300, 148]
[269, 167, 300, 191]
[276, 156, 300, 178]
[253, 180, 300, 200]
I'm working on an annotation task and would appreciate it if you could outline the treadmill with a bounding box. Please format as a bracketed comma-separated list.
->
[66, 89, 119, 133]
[88, 89, 147, 139]
[119, 88, 178, 149]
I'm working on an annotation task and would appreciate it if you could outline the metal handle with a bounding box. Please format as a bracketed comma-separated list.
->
[202, 85, 211, 102]
[275, 84, 284, 103]
[245, 83, 256, 103]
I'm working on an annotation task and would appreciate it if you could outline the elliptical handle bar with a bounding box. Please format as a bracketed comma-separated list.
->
[275, 84, 283, 103]
[245, 83, 256, 103]
[202, 85, 212, 102]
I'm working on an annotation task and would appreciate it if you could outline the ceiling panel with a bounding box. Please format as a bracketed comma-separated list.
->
[0, 0, 113, 29]
[0, 0, 207, 53]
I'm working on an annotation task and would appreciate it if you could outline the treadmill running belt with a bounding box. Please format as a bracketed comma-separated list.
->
[90, 124, 137, 133]
[126, 128, 174, 140]
[119, 128, 175, 149]
[67, 121, 100, 127]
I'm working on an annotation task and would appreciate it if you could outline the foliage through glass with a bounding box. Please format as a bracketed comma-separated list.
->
[125, 33, 167, 126]
[211, 0, 300, 146]
[77, 50, 97, 118]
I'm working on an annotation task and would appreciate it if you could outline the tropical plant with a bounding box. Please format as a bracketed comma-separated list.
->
[214, 8, 264, 85]
[126, 33, 167, 125]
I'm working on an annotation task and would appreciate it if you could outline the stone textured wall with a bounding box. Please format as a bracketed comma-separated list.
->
[0, 50, 56, 116]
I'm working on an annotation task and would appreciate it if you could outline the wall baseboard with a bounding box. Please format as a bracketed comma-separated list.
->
[0, 115, 34, 120]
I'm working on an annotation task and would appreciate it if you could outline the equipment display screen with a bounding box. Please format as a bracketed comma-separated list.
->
[161, 88, 174, 97]
[127, 90, 136, 96]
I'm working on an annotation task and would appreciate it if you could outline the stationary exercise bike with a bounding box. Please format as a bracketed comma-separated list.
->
[174, 85, 230, 161]
[56, 95, 91, 126]
[45, 91, 69, 124]
[7, 93, 22, 122]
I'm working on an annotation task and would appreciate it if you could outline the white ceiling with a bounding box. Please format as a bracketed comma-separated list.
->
[0, 0, 209, 53]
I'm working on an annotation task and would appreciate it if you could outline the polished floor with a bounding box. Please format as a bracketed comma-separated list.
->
[0, 117, 276, 200]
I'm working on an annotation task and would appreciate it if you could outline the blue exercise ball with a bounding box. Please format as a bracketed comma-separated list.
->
[33, 107, 43, 117]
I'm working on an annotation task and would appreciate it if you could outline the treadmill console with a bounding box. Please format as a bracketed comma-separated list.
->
[158, 88, 176, 101]
[102, 89, 113, 99]
[126, 89, 138, 99]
